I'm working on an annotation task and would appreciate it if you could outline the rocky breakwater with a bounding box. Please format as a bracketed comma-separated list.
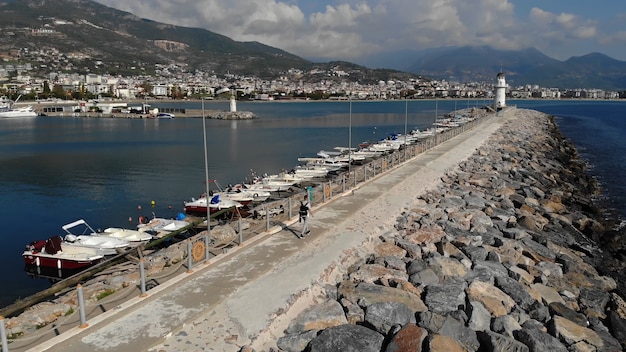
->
[206, 110, 257, 119]
[260, 110, 626, 352]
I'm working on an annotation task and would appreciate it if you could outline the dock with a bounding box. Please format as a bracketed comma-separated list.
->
[1, 108, 506, 352]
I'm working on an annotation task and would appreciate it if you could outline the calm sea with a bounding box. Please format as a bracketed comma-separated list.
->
[0, 99, 623, 308]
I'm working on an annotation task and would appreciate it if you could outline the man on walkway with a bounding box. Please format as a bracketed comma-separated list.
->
[298, 194, 312, 238]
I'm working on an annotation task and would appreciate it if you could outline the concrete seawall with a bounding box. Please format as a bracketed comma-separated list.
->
[9, 108, 626, 351]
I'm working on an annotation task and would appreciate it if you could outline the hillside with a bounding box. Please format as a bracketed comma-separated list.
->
[0, 0, 420, 85]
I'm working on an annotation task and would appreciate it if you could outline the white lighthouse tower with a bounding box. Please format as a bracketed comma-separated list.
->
[494, 71, 507, 110]
[229, 90, 237, 112]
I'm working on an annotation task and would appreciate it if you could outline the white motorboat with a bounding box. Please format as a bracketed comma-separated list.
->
[0, 105, 37, 118]
[137, 217, 191, 238]
[23, 236, 105, 269]
[292, 166, 329, 179]
[227, 184, 271, 202]
[0, 95, 38, 118]
[184, 194, 243, 215]
[62, 219, 132, 255]
[102, 227, 154, 243]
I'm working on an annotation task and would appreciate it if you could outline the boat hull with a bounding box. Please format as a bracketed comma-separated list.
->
[22, 252, 103, 269]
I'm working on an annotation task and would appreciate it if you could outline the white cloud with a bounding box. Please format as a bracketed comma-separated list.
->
[94, 0, 616, 62]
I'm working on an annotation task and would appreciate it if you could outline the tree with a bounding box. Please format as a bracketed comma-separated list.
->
[52, 85, 66, 99]
[42, 81, 51, 99]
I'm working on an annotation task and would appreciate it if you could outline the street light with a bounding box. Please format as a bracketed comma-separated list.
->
[202, 97, 211, 234]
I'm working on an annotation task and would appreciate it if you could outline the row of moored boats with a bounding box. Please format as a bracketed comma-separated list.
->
[24, 113, 475, 271]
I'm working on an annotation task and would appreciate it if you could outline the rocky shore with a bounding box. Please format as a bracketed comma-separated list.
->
[251, 110, 626, 351]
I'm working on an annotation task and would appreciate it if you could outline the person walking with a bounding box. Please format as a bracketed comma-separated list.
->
[298, 194, 312, 238]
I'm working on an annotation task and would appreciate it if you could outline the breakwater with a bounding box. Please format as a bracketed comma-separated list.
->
[254, 109, 625, 351]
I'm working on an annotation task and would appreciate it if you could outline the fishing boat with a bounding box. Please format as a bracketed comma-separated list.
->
[61, 219, 132, 255]
[184, 193, 243, 215]
[23, 236, 105, 269]
[101, 227, 154, 243]
[137, 216, 191, 238]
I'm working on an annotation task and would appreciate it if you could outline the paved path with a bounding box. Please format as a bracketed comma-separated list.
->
[28, 112, 508, 352]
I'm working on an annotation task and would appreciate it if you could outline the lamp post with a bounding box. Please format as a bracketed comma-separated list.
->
[348, 96, 352, 185]
[404, 100, 408, 161]
[202, 98, 210, 233]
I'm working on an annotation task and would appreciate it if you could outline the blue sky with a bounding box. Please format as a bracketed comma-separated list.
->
[95, 0, 626, 64]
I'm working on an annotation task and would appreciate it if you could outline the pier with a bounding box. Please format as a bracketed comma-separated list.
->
[2, 107, 501, 351]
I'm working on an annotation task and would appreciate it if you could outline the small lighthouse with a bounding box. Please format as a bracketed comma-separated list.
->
[494, 71, 507, 110]
[229, 91, 237, 112]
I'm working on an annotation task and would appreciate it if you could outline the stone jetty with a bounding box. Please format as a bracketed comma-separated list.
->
[254, 110, 625, 351]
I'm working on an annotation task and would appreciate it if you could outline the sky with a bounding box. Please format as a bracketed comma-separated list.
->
[94, 0, 626, 65]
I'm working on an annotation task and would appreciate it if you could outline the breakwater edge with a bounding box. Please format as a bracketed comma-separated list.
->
[245, 109, 626, 351]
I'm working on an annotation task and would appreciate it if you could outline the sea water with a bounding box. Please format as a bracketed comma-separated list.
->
[0, 99, 624, 308]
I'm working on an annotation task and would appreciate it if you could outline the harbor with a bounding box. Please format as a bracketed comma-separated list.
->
[1, 104, 498, 351]
[2, 98, 626, 351]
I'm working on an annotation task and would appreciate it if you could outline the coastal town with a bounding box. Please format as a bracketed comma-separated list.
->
[0, 59, 623, 107]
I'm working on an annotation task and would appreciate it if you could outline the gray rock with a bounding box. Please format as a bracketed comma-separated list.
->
[461, 245, 488, 262]
[406, 259, 428, 276]
[528, 301, 551, 323]
[285, 299, 348, 334]
[515, 327, 569, 352]
[418, 311, 447, 333]
[338, 281, 427, 313]
[478, 331, 529, 352]
[521, 237, 556, 262]
[424, 282, 467, 314]
[502, 227, 529, 240]
[492, 315, 522, 338]
[607, 310, 626, 349]
[364, 301, 416, 335]
[277, 330, 319, 352]
[395, 239, 422, 259]
[341, 298, 365, 325]
[438, 316, 480, 351]
[307, 324, 384, 352]
[548, 302, 588, 327]
[578, 287, 610, 313]
[408, 268, 440, 287]
[495, 275, 537, 310]
[467, 300, 491, 332]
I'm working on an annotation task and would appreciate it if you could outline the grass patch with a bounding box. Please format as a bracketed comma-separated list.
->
[96, 289, 116, 300]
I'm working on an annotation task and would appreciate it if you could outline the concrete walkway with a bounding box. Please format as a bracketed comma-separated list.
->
[28, 112, 508, 352]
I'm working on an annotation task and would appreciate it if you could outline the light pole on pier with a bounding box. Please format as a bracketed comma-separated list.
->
[202, 98, 211, 233]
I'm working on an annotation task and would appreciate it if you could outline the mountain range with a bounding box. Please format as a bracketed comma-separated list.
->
[1, 0, 625, 90]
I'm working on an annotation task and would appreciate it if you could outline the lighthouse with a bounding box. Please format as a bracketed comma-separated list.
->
[229, 91, 237, 112]
[494, 71, 507, 110]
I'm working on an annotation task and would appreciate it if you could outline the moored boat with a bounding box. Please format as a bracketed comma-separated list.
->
[184, 194, 243, 215]
[23, 236, 105, 269]
[102, 227, 154, 243]
[137, 217, 191, 238]
[0, 105, 38, 118]
[62, 219, 132, 255]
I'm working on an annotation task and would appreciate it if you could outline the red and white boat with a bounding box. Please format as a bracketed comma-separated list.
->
[184, 193, 243, 215]
[23, 236, 105, 270]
